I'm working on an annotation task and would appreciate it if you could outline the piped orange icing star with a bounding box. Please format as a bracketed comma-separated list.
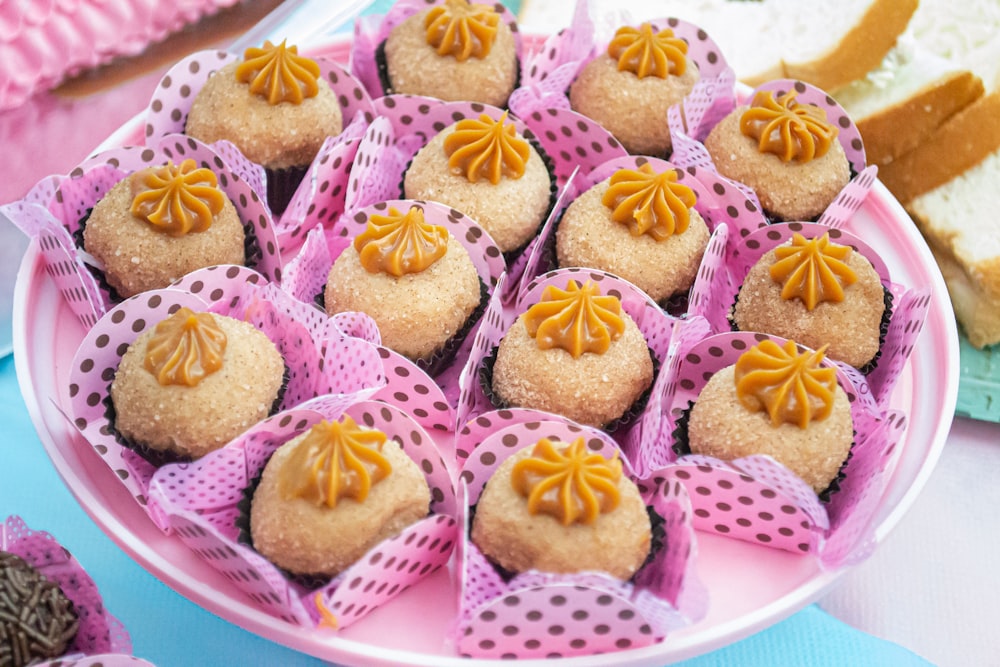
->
[607, 23, 688, 79]
[443, 111, 530, 184]
[602, 163, 697, 241]
[522, 280, 625, 358]
[769, 232, 858, 310]
[129, 159, 225, 236]
[739, 90, 838, 163]
[236, 39, 320, 105]
[511, 437, 622, 526]
[734, 339, 838, 429]
[278, 416, 392, 508]
[424, 0, 500, 62]
[143, 307, 227, 387]
[353, 206, 449, 277]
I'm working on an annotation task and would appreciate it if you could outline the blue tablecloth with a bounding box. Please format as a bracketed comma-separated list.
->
[0, 350, 934, 666]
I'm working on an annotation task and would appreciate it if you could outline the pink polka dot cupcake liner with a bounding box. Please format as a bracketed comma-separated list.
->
[720, 221, 932, 406]
[658, 331, 909, 567]
[670, 77, 879, 226]
[66, 266, 384, 516]
[282, 197, 504, 415]
[1, 135, 280, 330]
[145, 399, 458, 630]
[452, 415, 706, 659]
[350, 0, 525, 103]
[509, 5, 733, 162]
[1, 515, 146, 666]
[457, 266, 712, 459]
[143, 47, 376, 217]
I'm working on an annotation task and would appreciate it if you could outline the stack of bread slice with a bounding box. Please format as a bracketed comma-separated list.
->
[519, 0, 1000, 347]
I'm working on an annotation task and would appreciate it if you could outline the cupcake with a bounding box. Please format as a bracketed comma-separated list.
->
[382, 0, 518, 106]
[403, 111, 552, 256]
[185, 40, 343, 214]
[490, 279, 654, 428]
[0, 551, 79, 665]
[471, 436, 651, 580]
[569, 23, 699, 157]
[250, 414, 431, 577]
[324, 204, 483, 366]
[556, 162, 710, 303]
[704, 88, 850, 221]
[110, 306, 285, 460]
[732, 231, 886, 369]
[686, 338, 853, 495]
[82, 159, 245, 299]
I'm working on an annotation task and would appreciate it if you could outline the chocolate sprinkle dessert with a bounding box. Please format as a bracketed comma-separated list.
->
[0, 551, 79, 667]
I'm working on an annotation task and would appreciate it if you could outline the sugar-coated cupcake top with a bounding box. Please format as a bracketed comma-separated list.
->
[235, 39, 321, 105]
[740, 90, 838, 163]
[424, 0, 501, 62]
[769, 232, 858, 310]
[144, 308, 227, 387]
[522, 280, 625, 359]
[353, 205, 449, 277]
[277, 416, 392, 508]
[511, 437, 622, 526]
[608, 23, 689, 79]
[443, 111, 531, 184]
[129, 159, 225, 236]
[602, 163, 698, 241]
[734, 339, 837, 429]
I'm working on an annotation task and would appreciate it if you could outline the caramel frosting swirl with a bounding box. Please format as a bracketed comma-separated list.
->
[129, 159, 225, 236]
[770, 232, 858, 311]
[739, 90, 839, 163]
[511, 437, 622, 526]
[235, 39, 321, 105]
[278, 416, 393, 508]
[602, 163, 698, 241]
[353, 205, 449, 277]
[143, 307, 227, 387]
[734, 339, 838, 429]
[522, 279, 625, 359]
[607, 23, 689, 79]
[424, 0, 500, 62]
[443, 111, 531, 184]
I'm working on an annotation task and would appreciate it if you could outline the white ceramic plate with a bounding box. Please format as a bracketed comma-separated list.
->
[12, 36, 959, 667]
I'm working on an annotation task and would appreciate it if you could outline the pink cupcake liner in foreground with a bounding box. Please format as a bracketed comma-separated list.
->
[1, 515, 142, 664]
[0, 134, 280, 330]
[146, 399, 458, 630]
[657, 331, 909, 568]
[721, 221, 931, 407]
[452, 415, 706, 659]
[65, 266, 386, 519]
[350, 0, 525, 103]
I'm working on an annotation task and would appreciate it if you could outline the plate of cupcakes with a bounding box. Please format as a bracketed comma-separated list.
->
[4, 0, 958, 665]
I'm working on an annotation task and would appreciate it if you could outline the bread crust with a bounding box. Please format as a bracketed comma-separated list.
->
[879, 91, 1000, 204]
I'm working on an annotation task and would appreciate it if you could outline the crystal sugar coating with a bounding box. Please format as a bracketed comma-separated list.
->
[143, 307, 227, 387]
[601, 163, 698, 241]
[424, 0, 500, 62]
[511, 437, 622, 526]
[734, 339, 837, 429]
[277, 416, 392, 508]
[235, 39, 320, 105]
[522, 279, 625, 358]
[740, 90, 838, 163]
[129, 159, 225, 236]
